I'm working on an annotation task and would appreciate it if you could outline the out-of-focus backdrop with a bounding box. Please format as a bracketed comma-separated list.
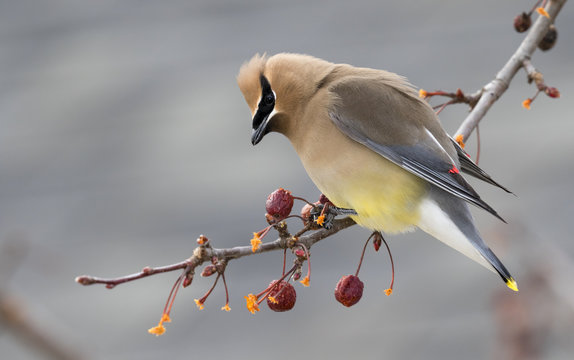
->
[1, 1, 573, 359]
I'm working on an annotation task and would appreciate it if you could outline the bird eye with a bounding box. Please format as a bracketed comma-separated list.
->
[264, 93, 275, 105]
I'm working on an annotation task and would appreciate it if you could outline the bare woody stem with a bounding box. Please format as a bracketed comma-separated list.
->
[76, 261, 194, 288]
[522, 58, 559, 98]
[75, 217, 356, 287]
[454, 0, 567, 142]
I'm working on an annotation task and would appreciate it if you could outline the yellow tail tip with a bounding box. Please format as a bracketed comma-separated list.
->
[506, 278, 519, 292]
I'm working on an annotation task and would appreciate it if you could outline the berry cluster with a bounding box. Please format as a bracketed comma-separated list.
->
[247, 189, 395, 313]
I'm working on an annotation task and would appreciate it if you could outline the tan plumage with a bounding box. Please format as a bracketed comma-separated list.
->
[238, 53, 517, 291]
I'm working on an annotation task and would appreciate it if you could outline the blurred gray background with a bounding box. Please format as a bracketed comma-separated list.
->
[1, 1, 573, 359]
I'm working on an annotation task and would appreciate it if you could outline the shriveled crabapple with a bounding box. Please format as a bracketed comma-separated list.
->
[513, 12, 531, 33]
[538, 24, 557, 51]
[334, 275, 364, 307]
[266, 280, 297, 312]
[266, 188, 294, 220]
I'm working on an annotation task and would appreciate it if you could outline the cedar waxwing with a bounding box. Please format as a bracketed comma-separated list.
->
[237, 53, 518, 291]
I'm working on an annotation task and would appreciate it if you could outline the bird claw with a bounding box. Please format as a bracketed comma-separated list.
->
[310, 204, 356, 229]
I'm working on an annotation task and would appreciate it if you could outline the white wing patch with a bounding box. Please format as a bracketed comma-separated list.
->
[424, 128, 456, 165]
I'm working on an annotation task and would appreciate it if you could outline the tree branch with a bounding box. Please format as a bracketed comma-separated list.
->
[455, 0, 567, 141]
[75, 217, 356, 288]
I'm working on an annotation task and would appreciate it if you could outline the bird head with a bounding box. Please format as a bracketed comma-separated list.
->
[237, 53, 335, 145]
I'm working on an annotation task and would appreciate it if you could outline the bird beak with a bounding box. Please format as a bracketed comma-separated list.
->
[251, 108, 275, 145]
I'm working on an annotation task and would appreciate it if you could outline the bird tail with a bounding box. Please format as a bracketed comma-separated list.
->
[417, 196, 518, 292]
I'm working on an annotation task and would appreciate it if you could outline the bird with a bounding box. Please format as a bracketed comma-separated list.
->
[237, 53, 517, 291]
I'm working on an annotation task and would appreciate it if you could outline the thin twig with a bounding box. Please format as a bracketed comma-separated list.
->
[455, 0, 567, 142]
[75, 260, 193, 287]
[76, 217, 356, 288]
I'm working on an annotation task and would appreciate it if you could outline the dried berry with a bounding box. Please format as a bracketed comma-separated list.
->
[335, 275, 364, 307]
[513, 12, 531, 33]
[266, 188, 294, 219]
[266, 280, 296, 312]
[538, 24, 557, 51]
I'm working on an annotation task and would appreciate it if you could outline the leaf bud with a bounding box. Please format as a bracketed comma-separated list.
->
[201, 265, 217, 277]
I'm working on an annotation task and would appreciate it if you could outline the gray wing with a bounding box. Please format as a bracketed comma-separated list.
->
[449, 137, 513, 194]
[328, 76, 505, 222]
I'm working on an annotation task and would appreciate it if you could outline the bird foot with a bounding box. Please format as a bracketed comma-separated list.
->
[310, 203, 357, 230]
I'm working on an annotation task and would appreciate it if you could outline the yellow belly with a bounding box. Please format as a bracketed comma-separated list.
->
[303, 144, 426, 233]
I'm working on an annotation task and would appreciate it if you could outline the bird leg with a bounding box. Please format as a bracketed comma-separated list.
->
[330, 207, 358, 216]
[310, 203, 357, 230]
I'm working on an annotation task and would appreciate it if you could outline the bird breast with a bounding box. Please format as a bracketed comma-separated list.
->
[291, 112, 427, 234]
